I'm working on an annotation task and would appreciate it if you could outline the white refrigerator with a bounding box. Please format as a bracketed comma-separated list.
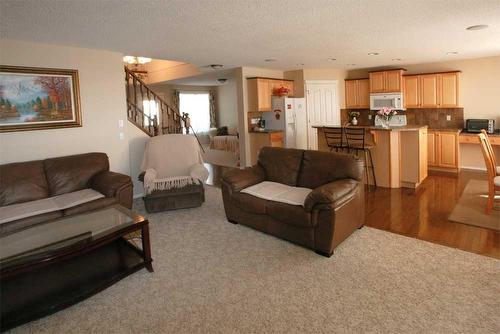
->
[262, 97, 307, 149]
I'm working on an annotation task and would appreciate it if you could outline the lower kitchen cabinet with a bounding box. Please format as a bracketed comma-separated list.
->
[427, 130, 460, 172]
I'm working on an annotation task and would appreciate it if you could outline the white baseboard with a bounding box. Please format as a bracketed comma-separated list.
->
[460, 166, 487, 172]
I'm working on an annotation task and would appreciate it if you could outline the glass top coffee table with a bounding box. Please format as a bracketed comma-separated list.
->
[0, 205, 153, 331]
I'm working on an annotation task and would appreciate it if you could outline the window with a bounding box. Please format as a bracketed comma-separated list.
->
[179, 92, 210, 133]
[142, 99, 159, 126]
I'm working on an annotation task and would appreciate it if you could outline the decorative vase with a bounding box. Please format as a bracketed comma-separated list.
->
[380, 116, 390, 128]
[351, 116, 358, 125]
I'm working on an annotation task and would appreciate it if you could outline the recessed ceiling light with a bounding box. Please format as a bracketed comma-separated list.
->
[466, 24, 489, 31]
[392, 58, 402, 61]
[297, 63, 305, 66]
[347, 64, 356, 66]
[328, 58, 337, 61]
[446, 51, 459, 55]
[264, 58, 277, 62]
[368, 52, 379, 56]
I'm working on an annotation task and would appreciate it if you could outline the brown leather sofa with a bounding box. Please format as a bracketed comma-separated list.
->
[221, 147, 365, 257]
[0, 152, 133, 234]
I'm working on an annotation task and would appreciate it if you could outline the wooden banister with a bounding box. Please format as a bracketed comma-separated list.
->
[124, 66, 184, 136]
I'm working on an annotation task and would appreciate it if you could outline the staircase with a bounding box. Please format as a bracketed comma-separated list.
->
[125, 66, 184, 136]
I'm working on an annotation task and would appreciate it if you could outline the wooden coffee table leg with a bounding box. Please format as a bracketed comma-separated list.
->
[141, 223, 154, 272]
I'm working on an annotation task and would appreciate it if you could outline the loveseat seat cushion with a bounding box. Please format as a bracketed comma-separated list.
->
[297, 150, 364, 189]
[266, 201, 312, 227]
[0, 160, 49, 206]
[231, 192, 267, 215]
[44, 153, 109, 196]
[258, 147, 304, 186]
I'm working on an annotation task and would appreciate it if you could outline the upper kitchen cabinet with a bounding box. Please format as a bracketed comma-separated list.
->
[369, 69, 404, 93]
[403, 71, 460, 109]
[439, 72, 460, 107]
[247, 77, 294, 112]
[345, 79, 369, 109]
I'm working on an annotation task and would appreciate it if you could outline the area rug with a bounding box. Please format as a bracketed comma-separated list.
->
[449, 179, 500, 231]
[202, 148, 238, 167]
[10, 186, 500, 333]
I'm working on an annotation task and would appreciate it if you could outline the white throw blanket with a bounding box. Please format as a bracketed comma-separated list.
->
[141, 134, 209, 195]
[0, 189, 104, 225]
[241, 181, 312, 207]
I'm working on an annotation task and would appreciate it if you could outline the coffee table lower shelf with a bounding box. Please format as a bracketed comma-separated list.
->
[1, 238, 146, 331]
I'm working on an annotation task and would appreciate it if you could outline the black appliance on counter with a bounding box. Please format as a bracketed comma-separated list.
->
[465, 119, 495, 134]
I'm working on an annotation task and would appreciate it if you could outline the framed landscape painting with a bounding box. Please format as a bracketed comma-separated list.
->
[0, 65, 81, 132]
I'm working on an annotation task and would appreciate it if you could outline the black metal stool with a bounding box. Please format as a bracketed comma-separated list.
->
[323, 127, 347, 152]
[345, 127, 377, 189]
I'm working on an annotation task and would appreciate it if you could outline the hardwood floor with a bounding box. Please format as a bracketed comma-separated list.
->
[206, 164, 499, 259]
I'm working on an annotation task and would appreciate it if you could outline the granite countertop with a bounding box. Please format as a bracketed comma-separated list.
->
[459, 130, 500, 137]
[249, 129, 283, 134]
[313, 125, 427, 131]
[428, 128, 462, 133]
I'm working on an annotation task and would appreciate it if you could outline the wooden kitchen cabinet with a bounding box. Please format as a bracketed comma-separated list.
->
[369, 70, 404, 93]
[403, 71, 460, 109]
[439, 72, 460, 107]
[345, 79, 370, 109]
[403, 75, 420, 108]
[247, 77, 294, 112]
[249, 131, 283, 165]
[427, 130, 460, 172]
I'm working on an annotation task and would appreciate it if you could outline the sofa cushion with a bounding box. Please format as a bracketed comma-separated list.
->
[0, 211, 63, 236]
[63, 197, 118, 216]
[266, 201, 312, 227]
[44, 153, 109, 196]
[0, 160, 49, 206]
[258, 147, 304, 186]
[0, 189, 105, 225]
[231, 192, 267, 215]
[297, 150, 364, 189]
[240, 181, 312, 206]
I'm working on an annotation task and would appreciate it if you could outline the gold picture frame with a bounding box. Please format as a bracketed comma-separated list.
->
[0, 65, 82, 132]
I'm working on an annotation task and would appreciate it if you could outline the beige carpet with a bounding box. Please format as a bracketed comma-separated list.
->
[449, 179, 500, 231]
[10, 186, 500, 333]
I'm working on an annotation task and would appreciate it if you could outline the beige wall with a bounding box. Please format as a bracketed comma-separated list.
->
[145, 62, 200, 85]
[216, 76, 238, 128]
[0, 39, 131, 175]
[347, 55, 500, 170]
[237, 67, 284, 167]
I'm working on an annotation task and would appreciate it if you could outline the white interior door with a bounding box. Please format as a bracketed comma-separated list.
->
[305, 80, 340, 149]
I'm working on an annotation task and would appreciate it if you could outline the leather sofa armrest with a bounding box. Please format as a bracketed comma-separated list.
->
[221, 166, 266, 192]
[91, 171, 133, 208]
[304, 179, 359, 212]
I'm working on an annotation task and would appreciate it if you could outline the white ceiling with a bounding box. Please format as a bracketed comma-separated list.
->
[1, 0, 500, 70]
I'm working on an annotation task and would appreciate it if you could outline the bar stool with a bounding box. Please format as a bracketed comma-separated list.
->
[345, 127, 377, 189]
[323, 127, 347, 152]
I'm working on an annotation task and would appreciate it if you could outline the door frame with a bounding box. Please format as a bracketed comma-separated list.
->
[305, 80, 340, 149]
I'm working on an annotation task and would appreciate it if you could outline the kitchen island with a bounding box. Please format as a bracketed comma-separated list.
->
[315, 125, 428, 188]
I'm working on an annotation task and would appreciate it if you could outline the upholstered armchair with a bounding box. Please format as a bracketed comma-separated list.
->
[140, 134, 209, 212]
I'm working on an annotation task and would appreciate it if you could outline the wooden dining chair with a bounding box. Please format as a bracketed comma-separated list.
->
[478, 130, 500, 214]
[481, 129, 500, 176]
[323, 127, 347, 152]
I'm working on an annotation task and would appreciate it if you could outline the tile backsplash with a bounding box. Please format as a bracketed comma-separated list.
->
[341, 108, 464, 129]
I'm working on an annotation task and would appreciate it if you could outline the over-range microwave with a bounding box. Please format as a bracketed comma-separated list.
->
[370, 93, 404, 110]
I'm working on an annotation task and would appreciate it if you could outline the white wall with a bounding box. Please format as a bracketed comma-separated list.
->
[216, 76, 238, 127]
[0, 39, 131, 174]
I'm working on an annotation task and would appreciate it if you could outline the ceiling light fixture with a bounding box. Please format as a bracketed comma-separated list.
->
[328, 58, 337, 61]
[209, 64, 224, 69]
[347, 64, 356, 66]
[297, 63, 305, 66]
[217, 78, 227, 84]
[392, 58, 402, 61]
[123, 56, 152, 65]
[446, 51, 459, 55]
[264, 58, 277, 62]
[368, 52, 379, 56]
[466, 24, 489, 31]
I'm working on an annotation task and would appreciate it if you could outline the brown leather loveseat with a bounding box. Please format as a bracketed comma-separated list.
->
[221, 147, 365, 257]
[0, 153, 133, 235]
